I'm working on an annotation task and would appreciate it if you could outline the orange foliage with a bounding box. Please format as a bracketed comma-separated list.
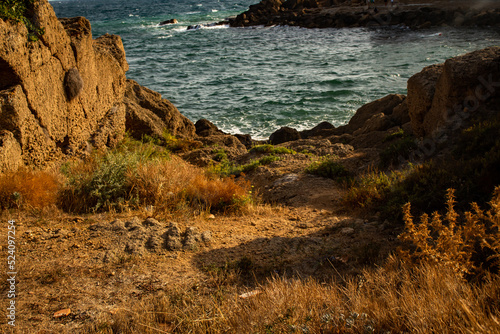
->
[0, 168, 60, 210]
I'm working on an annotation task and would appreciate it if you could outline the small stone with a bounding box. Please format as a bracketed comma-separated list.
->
[201, 231, 212, 243]
[207, 214, 216, 220]
[143, 217, 161, 228]
[164, 223, 182, 251]
[54, 308, 71, 318]
[341, 227, 355, 236]
[183, 227, 200, 250]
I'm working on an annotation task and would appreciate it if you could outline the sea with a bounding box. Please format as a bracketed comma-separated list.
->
[50, 0, 500, 139]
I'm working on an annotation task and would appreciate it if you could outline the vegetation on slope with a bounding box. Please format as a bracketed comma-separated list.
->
[0, 0, 44, 41]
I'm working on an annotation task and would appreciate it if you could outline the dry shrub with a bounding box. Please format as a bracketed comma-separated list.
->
[128, 156, 253, 214]
[399, 187, 500, 276]
[0, 168, 60, 210]
[186, 174, 252, 212]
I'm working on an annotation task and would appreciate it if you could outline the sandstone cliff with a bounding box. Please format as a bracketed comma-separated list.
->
[0, 0, 195, 172]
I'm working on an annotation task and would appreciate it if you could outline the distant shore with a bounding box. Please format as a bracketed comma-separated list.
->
[228, 0, 500, 29]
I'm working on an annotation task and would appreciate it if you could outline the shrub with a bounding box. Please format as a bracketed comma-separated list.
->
[399, 187, 500, 277]
[0, 168, 60, 210]
[60, 139, 170, 212]
[250, 144, 296, 155]
[379, 134, 417, 168]
[162, 132, 202, 153]
[306, 158, 351, 182]
[128, 157, 253, 213]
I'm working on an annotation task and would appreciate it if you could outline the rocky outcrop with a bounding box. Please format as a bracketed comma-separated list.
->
[124, 80, 195, 140]
[0, 0, 195, 171]
[408, 46, 500, 138]
[229, 0, 500, 29]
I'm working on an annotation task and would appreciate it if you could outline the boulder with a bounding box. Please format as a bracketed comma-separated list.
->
[159, 19, 178, 26]
[269, 126, 301, 144]
[300, 121, 335, 139]
[342, 94, 405, 134]
[195, 119, 224, 137]
[423, 47, 500, 137]
[0, 131, 23, 172]
[124, 80, 196, 140]
[408, 46, 500, 138]
[0, 0, 196, 171]
[407, 64, 444, 137]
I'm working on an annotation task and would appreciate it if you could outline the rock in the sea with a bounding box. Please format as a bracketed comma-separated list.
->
[159, 19, 178, 26]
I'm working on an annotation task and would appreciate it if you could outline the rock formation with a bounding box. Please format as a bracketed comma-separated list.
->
[229, 0, 500, 29]
[0, 0, 196, 171]
[407, 46, 500, 139]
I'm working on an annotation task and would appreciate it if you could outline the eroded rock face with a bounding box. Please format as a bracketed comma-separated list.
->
[408, 46, 500, 138]
[0, 0, 196, 171]
[124, 80, 195, 140]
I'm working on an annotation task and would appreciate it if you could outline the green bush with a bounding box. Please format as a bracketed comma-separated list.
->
[0, 0, 44, 41]
[379, 134, 417, 168]
[60, 138, 169, 212]
[306, 158, 351, 182]
[250, 144, 296, 155]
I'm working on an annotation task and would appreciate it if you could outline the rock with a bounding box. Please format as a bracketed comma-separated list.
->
[201, 231, 212, 243]
[269, 126, 301, 145]
[234, 133, 253, 149]
[124, 80, 196, 140]
[183, 226, 200, 250]
[299, 121, 335, 139]
[165, 223, 183, 251]
[353, 113, 393, 136]
[0, 130, 22, 172]
[423, 46, 500, 138]
[0, 0, 195, 171]
[343, 94, 405, 134]
[391, 98, 410, 125]
[64, 68, 84, 100]
[341, 227, 355, 236]
[195, 119, 224, 137]
[159, 19, 178, 26]
[407, 64, 444, 137]
[142, 218, 162, 229]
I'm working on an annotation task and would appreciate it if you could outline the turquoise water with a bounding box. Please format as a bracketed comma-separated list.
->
[51, 0, 500, 139]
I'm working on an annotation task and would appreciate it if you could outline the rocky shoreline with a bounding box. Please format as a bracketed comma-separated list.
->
[228, 0, 500, 29]
[1, 0, 500, 184]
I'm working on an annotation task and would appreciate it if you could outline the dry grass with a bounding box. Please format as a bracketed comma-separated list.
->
[85, 258, 499, 334]
[0, 168, 60, 210]
[128, 156, 253, 214]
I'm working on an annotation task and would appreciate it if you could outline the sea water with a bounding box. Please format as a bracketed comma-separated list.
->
[50, 0, 500, 139]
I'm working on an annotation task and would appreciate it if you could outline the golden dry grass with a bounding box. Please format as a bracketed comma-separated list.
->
[0, 168, 60, 210]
